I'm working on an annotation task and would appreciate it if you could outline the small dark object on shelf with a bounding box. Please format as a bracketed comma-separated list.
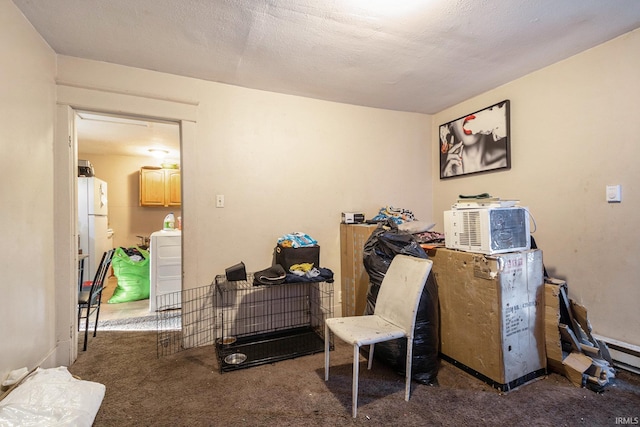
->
[225, 262, 247, 282]
[253, 264, 286, 286]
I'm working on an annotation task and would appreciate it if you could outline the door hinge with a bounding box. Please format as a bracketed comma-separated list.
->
[68, 136, 72, 148]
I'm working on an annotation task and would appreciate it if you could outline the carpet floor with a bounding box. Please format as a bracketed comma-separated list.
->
[68, 331, 640, 426]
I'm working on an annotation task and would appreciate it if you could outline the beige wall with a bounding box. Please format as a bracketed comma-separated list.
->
[4, 0, 638, 380]
[78, 153, 182, 248]
[57, 55, 433, 308]
[432, 29, 640, 347]
[0, 0, 57, 379]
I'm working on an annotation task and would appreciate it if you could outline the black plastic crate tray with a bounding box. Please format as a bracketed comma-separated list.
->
[216, 326, 325, 372]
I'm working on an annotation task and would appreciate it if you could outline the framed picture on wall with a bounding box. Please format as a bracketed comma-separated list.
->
[439, 100, 510, 179]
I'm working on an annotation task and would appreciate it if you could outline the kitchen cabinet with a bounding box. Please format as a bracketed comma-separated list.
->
[139, 167, 181, 207]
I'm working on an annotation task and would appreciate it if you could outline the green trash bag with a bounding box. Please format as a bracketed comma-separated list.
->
[108, 246, 150, 304]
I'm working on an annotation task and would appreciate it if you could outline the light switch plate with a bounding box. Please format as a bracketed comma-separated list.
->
[606, 185, 621, 203]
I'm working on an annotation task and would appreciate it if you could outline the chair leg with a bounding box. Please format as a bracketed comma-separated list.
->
[83, 306, 90, 351]
[324, 323, 330, 381]
[93, 295, 103, 338]
[368, 343, 375, 370]
[352, 344, 360, 418]
[405, 337, 413, 401]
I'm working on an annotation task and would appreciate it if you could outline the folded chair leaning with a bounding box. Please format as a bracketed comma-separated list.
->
[78, 249, 115, 351]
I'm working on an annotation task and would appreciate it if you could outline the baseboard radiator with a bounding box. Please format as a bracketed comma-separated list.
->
[592, 334, 640, 375]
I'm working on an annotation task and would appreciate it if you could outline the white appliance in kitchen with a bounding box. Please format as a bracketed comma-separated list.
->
[149, 230, 182, 311]
[78, 176, 113, 284]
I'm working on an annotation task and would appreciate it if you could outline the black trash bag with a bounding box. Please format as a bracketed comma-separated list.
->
[363, 219, 428, 308]
[362, 220, 440, 385]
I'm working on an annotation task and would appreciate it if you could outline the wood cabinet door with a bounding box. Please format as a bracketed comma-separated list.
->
[140, 168, 166, 206]
[165, 169, 181, 206]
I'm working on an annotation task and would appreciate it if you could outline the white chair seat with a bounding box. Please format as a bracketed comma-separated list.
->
[325, 315, 405, 347]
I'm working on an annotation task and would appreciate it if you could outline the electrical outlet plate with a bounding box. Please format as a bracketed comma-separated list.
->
[216, 195, 225, 208]
[606, 185, 621, 203]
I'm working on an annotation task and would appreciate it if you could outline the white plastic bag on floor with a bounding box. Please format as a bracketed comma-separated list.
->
[0, 367, 105, 426]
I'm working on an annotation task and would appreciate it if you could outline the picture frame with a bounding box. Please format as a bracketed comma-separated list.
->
[439, 100, 510, 179]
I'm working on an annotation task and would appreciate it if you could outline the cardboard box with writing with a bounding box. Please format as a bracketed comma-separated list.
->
[429, 247, 546, 391]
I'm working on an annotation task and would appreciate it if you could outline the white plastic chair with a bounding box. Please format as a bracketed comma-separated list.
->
[324, 254, 433, 418]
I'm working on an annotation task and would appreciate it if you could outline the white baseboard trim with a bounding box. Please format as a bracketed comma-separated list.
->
[37, 346, 59, 370]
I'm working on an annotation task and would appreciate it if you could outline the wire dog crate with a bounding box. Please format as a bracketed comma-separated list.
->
[156, 284, 216, 358]
[214, 274, 334, 372]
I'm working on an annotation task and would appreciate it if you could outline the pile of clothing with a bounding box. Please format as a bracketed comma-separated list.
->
[276, 232, 317, 248]
[252, 232, 333, 286]
[285, 262, 333, 284]
[371, 206, 416, 224]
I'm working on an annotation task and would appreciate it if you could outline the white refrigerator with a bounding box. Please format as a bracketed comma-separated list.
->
[78, 177, 113, 283]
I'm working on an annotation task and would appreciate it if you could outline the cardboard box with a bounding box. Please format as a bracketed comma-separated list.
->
[542, 278, 616, 390]
[339, 223, 378, 317]
[544, 279, 567, 374]
[429, 247, 546, 391]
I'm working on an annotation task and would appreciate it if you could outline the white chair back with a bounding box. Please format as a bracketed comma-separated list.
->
[373, 255, 432, 336]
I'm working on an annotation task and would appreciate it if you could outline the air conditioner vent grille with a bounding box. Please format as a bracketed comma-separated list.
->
[461, 211, 482, 247]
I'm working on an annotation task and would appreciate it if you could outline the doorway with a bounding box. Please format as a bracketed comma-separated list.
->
[76, 111, 182, 324]
[54, 85, 197, 365]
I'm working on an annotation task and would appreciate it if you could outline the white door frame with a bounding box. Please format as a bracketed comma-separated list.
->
[54, 84, 197, 365]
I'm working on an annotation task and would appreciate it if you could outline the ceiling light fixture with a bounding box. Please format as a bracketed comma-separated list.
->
[148, 148, 169, 158]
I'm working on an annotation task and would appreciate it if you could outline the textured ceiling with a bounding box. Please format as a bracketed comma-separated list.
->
[14, 0, 640, 115]
[12, 0, 640, 157]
